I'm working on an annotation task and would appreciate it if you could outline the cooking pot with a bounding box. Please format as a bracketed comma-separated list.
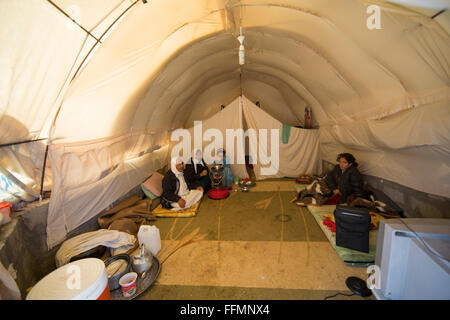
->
[104, 254, 131, 291]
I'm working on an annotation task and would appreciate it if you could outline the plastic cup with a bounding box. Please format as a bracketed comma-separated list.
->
[119, 272, 137, 298]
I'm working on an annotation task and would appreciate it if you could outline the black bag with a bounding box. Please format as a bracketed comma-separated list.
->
[334, 205, 371, 253]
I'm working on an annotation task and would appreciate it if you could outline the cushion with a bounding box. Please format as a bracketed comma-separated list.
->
[152, 201, 200, 218]
[141, 184, 159, 200]
[142, 172, 164, 197]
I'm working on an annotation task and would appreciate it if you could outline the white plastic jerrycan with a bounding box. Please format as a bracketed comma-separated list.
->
[137, 225, 161, 256]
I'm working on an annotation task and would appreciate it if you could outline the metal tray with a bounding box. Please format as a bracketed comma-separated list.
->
[110, 256, 161, 300]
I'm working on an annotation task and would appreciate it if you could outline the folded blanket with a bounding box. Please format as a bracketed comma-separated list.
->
[55, 229, 137, 267]
[97, 198, 156, 229]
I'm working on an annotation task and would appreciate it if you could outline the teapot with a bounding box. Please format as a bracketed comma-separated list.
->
[131, 243, 153, 274]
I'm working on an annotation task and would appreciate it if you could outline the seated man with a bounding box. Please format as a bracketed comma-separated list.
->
[184, 149, 211, 192]
[161, 157, 204, 211]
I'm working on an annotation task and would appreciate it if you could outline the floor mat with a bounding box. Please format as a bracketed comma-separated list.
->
[138, 284, 369, 300]
[138, 181, 371, 300]
[153, 240, 367, 291]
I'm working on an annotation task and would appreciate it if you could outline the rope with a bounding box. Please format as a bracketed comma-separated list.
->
[165, 217, 179, 240]
[277, 186, 284, 263]
[299, 205, 311, 267]
[174, 218, 194, 241]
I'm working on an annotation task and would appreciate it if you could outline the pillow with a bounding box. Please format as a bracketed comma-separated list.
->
[142, 172, 164, 197]
[141, 185, 159, 200]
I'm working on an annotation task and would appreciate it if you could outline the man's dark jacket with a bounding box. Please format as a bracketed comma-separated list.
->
[325, 164, 367, 203]
[161, 170, 199, 209]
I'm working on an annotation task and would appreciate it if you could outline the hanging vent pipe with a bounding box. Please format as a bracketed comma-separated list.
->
[237, 26, 245, 65]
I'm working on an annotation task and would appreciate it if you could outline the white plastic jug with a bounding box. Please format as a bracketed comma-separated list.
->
[137, 225, 161, 256]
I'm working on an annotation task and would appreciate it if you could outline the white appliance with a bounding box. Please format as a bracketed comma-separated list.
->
[373, 218, 450, 300]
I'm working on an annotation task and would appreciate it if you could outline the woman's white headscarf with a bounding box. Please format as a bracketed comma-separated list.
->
[171, 157, 184, 176]
[215, 148, 224, 164]
[193, 149, 203, 174]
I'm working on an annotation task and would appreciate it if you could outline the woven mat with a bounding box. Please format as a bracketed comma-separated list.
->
[152, 201, 200, 218]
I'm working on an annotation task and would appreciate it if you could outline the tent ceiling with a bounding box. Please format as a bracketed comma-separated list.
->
[51, 0, 448, 144]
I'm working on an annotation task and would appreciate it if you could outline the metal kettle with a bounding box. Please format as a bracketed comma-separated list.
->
[132, 243, 153, 274]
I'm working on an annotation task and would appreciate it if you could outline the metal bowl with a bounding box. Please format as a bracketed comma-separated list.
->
[241, 186, 250, 192]
[104, 254, 131, 291]
[239, 181, 255, 188]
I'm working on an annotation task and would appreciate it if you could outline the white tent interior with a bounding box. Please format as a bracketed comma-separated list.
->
[0, 0, 449, 250]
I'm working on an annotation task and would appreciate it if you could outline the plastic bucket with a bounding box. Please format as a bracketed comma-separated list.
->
[0, 202, 11, 225]
[119, 272, 137, 298]
[26, 258, 110, 300]
[208, 188, 229, 200]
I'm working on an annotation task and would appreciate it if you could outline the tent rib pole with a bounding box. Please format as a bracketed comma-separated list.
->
[431, 9, 446, 19]
[38, 0, 141, 199]
[39, 145, 49, 199]
[0, 138, 47, 148]
[46, 0, 102, 44]
[69, 0, 140, 83]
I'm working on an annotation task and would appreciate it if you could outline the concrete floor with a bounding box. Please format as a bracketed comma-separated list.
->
[139, 180, 371, 300]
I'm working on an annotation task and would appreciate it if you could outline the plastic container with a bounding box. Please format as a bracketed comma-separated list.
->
[119, 272, 137, 298]
[0, 202, 12, 226]
[26, 258, 110, 300]
[137, 225, 161, 256]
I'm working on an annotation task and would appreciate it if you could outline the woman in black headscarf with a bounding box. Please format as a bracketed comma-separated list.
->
[184, 149, 211, 192]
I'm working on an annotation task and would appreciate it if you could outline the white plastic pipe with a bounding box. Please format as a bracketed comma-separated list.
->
[237, 34, 245, 65]
[239, 44, 245, 65]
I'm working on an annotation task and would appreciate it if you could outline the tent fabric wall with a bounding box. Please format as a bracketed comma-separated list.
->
[319, 96, 450, 198]
[242, 96, 322, 180]
[0, 0, 85, 199]
[0, 0, 137, 200]
[47, 143, 169, 249]
[170, 95, 322, 181]
[170, 96, 249, 180]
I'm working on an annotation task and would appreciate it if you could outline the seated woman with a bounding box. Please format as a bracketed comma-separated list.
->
[161, 157, 204, 211]
[213, 148, 234, 189]
[324, 153, 369, 204]
[185, 149, 211, 192]
[293, 153, 368, 206]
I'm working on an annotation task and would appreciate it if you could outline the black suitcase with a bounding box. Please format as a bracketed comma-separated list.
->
[334, 205, 371, 253]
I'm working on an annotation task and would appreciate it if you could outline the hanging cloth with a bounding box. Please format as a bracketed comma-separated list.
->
[282, 124, 291, 144]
